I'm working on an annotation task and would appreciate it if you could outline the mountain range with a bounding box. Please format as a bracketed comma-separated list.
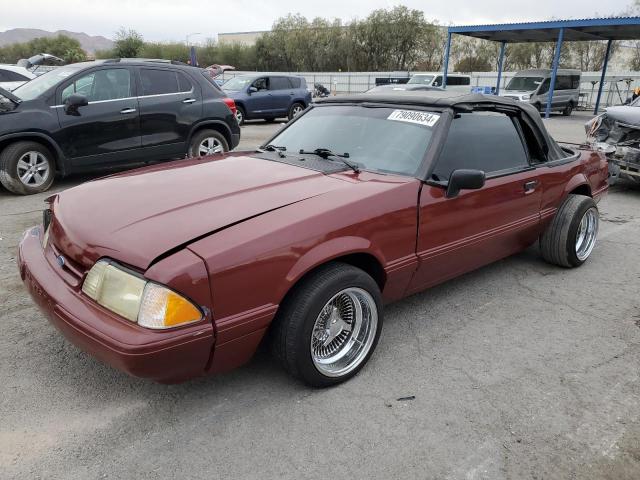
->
[0, 28, 114, 53]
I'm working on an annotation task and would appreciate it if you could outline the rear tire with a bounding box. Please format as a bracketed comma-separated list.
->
[188, 130, 229, 158]
[271, 262, 383, 387]
[288, 102, 305, 121]
[0, 141, 55, 195]
[540, 194, 599, 268]
[562, 102, 574, 116]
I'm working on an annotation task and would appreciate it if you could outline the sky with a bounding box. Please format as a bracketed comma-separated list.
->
[0, 0, 635, 42]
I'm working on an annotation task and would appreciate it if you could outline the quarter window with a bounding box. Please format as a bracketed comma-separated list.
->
[61, 68, 132, 102]
[140, 69, 179, 95]
[432, 112, 529, 181]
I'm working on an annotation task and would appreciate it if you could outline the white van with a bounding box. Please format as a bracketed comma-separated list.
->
[367, 73, 472, 94]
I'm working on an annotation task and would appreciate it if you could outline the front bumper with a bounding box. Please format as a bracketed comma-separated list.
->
[17, 227, 214, 383]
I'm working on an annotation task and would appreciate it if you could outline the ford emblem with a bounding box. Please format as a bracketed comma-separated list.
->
[56, 255, 66, 268]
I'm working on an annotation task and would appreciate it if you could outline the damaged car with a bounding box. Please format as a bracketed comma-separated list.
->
[19, 92, 608, 387]
[586, 96, 640, 184]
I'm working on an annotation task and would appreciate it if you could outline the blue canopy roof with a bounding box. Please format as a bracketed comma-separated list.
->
[449, 17, 640, 43]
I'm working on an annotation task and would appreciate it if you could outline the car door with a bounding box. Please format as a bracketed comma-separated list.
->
[408, 111, 543, 293]
[55, 66, 141, 167]
[137, 67, 202, 157]
[268, 76, 294, 115]
[243, 77, 272, 116]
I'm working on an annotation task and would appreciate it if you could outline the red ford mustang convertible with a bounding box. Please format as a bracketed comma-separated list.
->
[18, 93, 608, 386]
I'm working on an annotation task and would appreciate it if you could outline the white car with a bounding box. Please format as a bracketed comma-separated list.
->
[0, 65, 35, 91]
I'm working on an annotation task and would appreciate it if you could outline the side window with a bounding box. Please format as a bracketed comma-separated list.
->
[269, 77, 292, 90]
[571, 75, 581, 89]
[289, 77, 301, 88]
[140, 69, 179, 95]
[252, 77, 268, 90]
[537, 79, 550, 94]
[177, 72, 193, 92]
[556, 76, 571, 90]
[61, 69, 132, 102]
[432, 112, 529, 181]
[433, 76, 443, 87]
[460, 77, 470, 86]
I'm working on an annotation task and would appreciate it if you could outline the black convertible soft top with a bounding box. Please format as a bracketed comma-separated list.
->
[317, 92, 568, 161]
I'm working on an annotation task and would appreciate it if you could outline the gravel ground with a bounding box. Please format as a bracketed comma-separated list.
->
[1, 113, 639, 480]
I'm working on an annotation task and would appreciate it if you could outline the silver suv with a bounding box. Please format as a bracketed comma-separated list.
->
[500, 69, 581, 116]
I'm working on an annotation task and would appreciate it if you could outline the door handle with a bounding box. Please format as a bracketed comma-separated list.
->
[120, 108, 136, 114]
[524, 180, 539, 192]
[182, 98, 196, 104]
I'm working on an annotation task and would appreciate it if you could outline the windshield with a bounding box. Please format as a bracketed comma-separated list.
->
[222, 76, 254, 91]
[407, 75, 434, 85]
[265, 105, 439, 176]
[12, 65, 83, 100]
[505, 76, 543, 92]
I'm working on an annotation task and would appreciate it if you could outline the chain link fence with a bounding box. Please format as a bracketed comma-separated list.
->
[222, 70, 640, 110]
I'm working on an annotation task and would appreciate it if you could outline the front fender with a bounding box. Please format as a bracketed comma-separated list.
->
[284, 236, 387, 291]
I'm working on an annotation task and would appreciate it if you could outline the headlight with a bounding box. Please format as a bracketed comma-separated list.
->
[521, 94, 531, 101]
[82, 260, 203, 329]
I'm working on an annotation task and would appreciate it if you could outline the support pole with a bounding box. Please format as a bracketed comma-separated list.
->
[496, 41, 506, 95]
[545, 27, 564, 119]
[594, 39, 613, 115]
[442, 31, 452, 89]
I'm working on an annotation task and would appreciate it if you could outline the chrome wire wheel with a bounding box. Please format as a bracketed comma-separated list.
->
[310, 287, 378, 378]
[17, 151, 50, 187]
[575, 207, 598, 261]
[197, 137, 224, 156]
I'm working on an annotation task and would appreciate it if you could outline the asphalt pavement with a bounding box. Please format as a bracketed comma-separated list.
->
[0, 111, 639, 480]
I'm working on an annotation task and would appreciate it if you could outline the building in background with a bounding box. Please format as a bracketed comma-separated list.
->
[217, 30, 267, 46]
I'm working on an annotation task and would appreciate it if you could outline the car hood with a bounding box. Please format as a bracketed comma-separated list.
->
[501, 90, 534, 96]
[51, 155, 348, 270]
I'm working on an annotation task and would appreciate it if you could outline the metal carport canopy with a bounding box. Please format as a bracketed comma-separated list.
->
[442, 17, 640, 117]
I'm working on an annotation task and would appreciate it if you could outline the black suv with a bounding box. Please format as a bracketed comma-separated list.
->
[0, 59, 240, 194]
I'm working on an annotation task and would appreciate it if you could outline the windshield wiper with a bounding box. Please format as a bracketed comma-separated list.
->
[298, 148, 360, 173]
[260, 144, 287, 158]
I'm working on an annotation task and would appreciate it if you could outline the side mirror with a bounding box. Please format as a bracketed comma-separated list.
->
[64, 93, 88, 115]
[446, 169, 485, 198]
[248, 86, 258, 94]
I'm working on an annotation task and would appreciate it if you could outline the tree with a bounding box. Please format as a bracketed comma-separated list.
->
[0, 34, 86, 64]
[113, 28, 144, 58]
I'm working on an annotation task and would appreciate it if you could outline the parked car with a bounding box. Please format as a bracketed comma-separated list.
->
[222, 74, 311, 125]
[18, 92, 608, 387]
[500, 69, 581, 116]
[0, 65, 35, 91]
[368, 74, 471, 93]
[0, 59, 240, 194]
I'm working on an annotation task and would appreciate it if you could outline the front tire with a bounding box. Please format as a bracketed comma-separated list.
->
[271, 263, 383, 387]
[0, 141, 55, 195]
[540, 194, 599, 268]
[235, 106, 246, 126]
[188, 130, 229, 158]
